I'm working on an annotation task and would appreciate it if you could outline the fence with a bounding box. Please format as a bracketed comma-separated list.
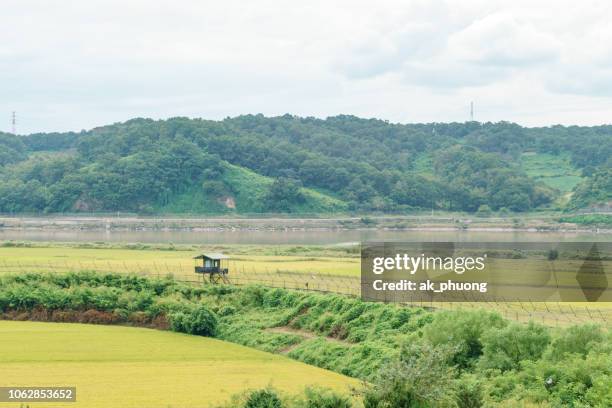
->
[0, 259, 609, 328]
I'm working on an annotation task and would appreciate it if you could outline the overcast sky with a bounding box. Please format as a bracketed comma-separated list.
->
[3, 0, 612, 134]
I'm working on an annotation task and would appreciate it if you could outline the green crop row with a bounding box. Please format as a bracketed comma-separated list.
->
[0, 271, 217, 336]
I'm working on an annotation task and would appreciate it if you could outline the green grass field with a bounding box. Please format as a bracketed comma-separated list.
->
[0, 321, 358, 408]
[520, 152, 583, 194]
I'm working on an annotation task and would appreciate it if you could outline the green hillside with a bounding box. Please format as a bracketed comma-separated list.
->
[520, 152, 585, 207]
[155, 163, 348, 214]
[520, 152, 583, 193]
[0, 116, 610, 214]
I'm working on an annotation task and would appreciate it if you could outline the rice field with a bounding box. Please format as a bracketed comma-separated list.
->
[0, 246, 360, 277]
[0, 320, 358, 408]
[0, 245, 610, 327]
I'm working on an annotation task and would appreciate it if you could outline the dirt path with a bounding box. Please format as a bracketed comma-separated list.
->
[265, 326, 351, 354]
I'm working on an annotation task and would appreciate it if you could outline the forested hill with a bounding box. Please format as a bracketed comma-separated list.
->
[0, 115, 610, 215]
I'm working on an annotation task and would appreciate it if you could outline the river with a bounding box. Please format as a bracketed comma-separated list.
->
[0, 229, 609, 245]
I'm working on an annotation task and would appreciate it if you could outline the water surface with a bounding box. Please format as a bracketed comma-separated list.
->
[0, 229, 608, 245]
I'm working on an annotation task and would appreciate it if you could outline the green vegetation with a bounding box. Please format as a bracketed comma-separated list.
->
[216, 387, 353, 408]
[244, 389, 283, 408]
[0, 271, 220, 337]
[558, 214, 612, 226]
[155, 163, 347, 214]
[1, 272, 611, 407]
[520, 152, 583, 193]
[1, 116, 610, 214]
[568, 168, 612, 211]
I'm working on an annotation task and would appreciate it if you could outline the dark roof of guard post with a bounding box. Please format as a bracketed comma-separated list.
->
[193, 253, 230, 260]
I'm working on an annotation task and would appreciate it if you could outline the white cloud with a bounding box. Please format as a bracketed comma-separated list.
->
[1, 0, 612, 133]
[447, 13, 560, 66]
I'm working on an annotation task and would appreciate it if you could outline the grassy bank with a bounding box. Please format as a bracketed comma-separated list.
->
[1, 212, 607, 232]
[0, 239, 360, 256]
[558, 214, 612, 227]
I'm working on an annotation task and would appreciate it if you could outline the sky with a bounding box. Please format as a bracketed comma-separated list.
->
[2, 0, 612, 134]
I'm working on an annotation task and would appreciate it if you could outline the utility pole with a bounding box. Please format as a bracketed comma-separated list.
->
[11, 111, 16, 134]
[470, 102, 474, 122]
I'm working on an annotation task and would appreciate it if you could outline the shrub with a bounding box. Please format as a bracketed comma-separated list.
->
[301, 387, 352, 408]
[244, 389, 283, 408]
[80, 309, 119, 324]
[149, 296, 192, 317]
[188, 304, 218, 336]
[240, 286, 267, 307]
[218, 305, 236, 316]
[169, 311, 190, 333]
[498, 207, 511, 216]
[423, 310, 506, 369]
[480, 322, 551, 371]
[263, 288, 285, 308]
[547, 249, 559, 261]
[455, 375, 484, 408]
[363, 342, 456, 408]
[118, 290, 155, 312]
[548, 324, 604, 359]
[205, 284, 236, 296]
[476, 204, 492, 217]
[519, 351, 612, 406]
[169, 304, 218, 336]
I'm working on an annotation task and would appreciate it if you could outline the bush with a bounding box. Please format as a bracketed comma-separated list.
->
[455, 375, 483, 408]
[300, 387, 352, 408]
[547, 249, 559, 261]
[218, 305, 236, 316]
[189, 304, 218, 336]
[244, 389, 283, 408]
[363, 343, 456, 408]
[480, 322, 550, 371]
[476, 204, 492, 217]
[169, 304, 217, 336]
[548, 324, 604, 360]
[239, 286, 267, 307]
[498, 207, 511, 216]
[423, 310, 506, 369]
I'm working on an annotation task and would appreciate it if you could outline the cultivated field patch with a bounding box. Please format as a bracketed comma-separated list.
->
[0, 321, 358, 408]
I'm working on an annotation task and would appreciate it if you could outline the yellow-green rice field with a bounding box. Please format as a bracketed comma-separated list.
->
[0, 321, 359, 408]
[0, 246, 360, 277]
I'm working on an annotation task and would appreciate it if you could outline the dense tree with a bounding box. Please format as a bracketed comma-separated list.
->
[262, 178, 305, 212]
[0, 133, 28, 166]
[568, 167, 612, 210]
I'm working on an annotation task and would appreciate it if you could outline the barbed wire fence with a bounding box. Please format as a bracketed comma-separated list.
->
[0, 259, 608, 328]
